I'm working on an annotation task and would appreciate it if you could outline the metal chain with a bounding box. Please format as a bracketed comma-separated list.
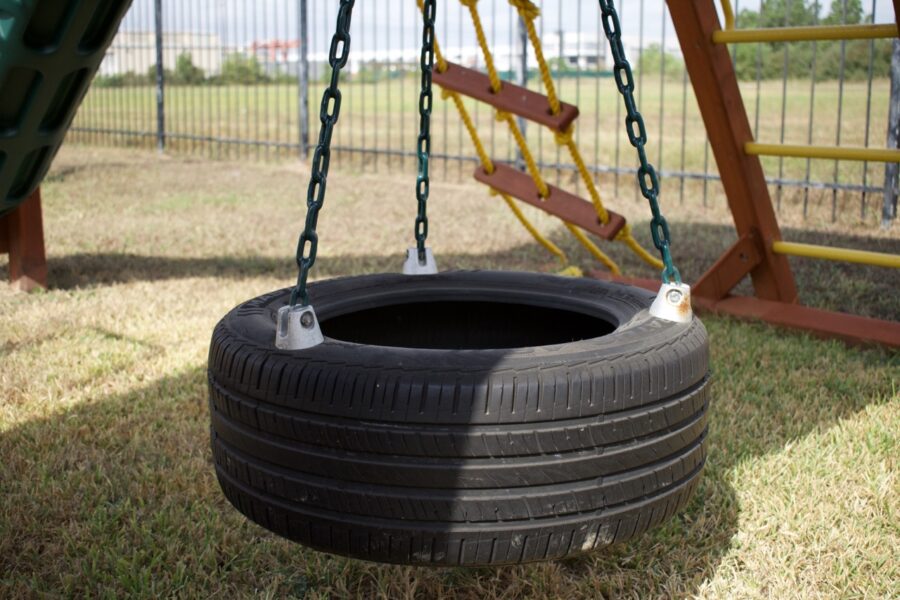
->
[290, 0, 356, 306]
[597, 0, 682, 284]
[414, 0, 436, 263]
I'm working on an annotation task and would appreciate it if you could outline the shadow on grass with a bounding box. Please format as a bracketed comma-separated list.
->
[23, 221, 899, 321]
[1, 288, 895, 595]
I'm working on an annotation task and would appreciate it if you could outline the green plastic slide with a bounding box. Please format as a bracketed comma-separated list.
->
[0, 0, 133, 215]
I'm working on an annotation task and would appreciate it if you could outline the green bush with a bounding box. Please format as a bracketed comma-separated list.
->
[221, 53, 269, 85]
[174, 53, 205, 85]
[93, 71, 152, 87]
[633, 44, 685, 79]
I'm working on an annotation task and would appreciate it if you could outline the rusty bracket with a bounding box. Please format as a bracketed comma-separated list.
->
[693, 230, 764, 300]
[474, 163, 627, 240]
[433, 61, 579, 132]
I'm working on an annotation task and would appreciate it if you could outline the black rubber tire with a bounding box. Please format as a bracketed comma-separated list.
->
[208, 271, 710, 566]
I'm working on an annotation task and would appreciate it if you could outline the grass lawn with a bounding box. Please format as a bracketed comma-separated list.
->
[1, 146, 898, 598]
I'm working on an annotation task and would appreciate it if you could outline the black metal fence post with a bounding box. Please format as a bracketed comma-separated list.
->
[154, 0, 165, 153]
[884, 39, 900, 228]
[298, 0, 310, 159]
[514, 13, 527, 170]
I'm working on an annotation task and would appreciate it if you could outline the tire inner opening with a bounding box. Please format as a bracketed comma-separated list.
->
[320, 300, 616, 349]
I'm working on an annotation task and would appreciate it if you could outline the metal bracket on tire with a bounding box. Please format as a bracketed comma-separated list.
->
[275, 304, 324, 350]
[649, 282, 693, 323]
[402, 247, 438, 275]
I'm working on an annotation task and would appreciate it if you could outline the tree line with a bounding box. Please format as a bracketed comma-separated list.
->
[618, 1, 893, 81]
[731, 0, 894, 80]
[95, 1, 895, 89]
[94, 52, 281, 87]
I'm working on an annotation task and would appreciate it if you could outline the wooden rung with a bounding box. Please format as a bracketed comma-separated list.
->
[433, 61, 579, 132]
[474, 163, 626, 240]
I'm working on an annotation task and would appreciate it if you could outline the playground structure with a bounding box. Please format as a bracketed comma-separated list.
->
[0, 0, 894, 570]
[1, 0, 899, 347]
[421, 0, 900, 347]
[0, 189, 45, 293]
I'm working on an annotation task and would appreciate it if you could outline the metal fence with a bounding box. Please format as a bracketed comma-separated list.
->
[68, 0, 900, 224]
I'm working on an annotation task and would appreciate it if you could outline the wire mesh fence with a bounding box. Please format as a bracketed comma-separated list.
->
[67, 0, 900, 224]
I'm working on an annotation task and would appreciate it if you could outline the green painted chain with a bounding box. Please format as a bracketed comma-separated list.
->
[597, 0, 682, 284]
[414, 0, 436, 263]
[290, 0, 356, 307]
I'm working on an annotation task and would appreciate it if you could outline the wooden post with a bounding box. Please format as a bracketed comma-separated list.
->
[893, 0, 900, 34]
[1, 188, 47, 291]
[666, 0, 798, 303]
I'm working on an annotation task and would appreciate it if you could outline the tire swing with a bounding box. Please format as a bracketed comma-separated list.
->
[208, 0, 710, 566]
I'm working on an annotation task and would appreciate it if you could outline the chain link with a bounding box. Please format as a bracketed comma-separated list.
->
[414, 0, 436, 263]
[597, 0, 681, 284]
[290, 0, 355, 306]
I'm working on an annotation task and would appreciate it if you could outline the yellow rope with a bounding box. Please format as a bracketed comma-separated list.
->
[496, 111, 549, 198]
[455, 0, 620, 273]
[443, 89, 492, 172]
[410, 2, 567, 267]
[557, 265, 584, 277]
[499, 192, 567, 265]
[554, 126, 609, 223]
[501, 114, 619, 272]
[507, 0, 661, 271]
[616, 224, 664, 270]
[500, 107, 620, 271]
[444, 88, 568, 266]
[422, 0, 627, 274]
[555, 127, 662, 269]
[460, 0, 503, 93]
[431, 28, 448, 73]
[510, 0, 561, 115]
[563, 224, 621, 274]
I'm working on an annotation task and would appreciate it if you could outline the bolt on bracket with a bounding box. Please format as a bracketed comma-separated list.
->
[402, 247, 438, 275]
[275, 304, 325, 350]
[649, 282, 694, 323]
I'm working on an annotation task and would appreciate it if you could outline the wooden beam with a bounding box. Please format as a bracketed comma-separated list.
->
[474, 163, 627, 240]
[2, 188, 47, 291]
[667, 0, 798, 304]
[893, 0, 900, 34]
[710, 296, 900, 348]
[693, 231, 763, 300]
[586, 271, 900, 348]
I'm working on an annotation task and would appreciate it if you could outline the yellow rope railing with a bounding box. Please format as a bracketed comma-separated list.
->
[460, 0, 503, 93]
[419, 0, 569, 268]
[419, 0, 663, 275]
[507, 0, 663, 271]
[510, 0, 561, 116]
[497, 111, 550, 198]
[462, 0, 620, 273]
